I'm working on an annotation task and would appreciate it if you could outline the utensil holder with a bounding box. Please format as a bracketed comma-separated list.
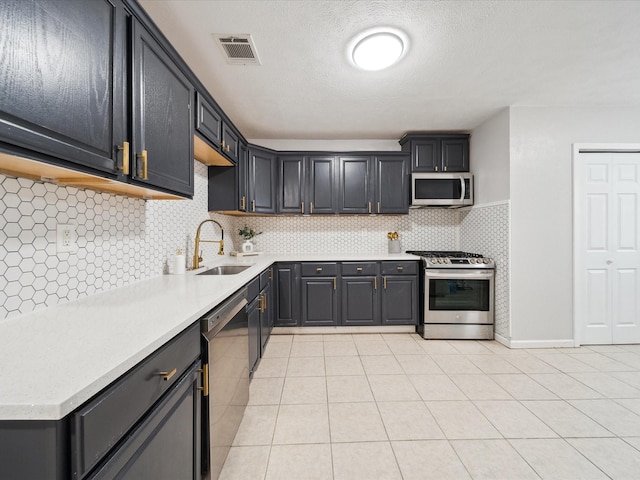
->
[388, 239, 401, 254]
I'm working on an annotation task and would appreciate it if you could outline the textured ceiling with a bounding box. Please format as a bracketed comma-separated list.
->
[139, 0, 640, 140]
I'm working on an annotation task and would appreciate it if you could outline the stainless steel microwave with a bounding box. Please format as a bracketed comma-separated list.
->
[411, 173, 473, 208]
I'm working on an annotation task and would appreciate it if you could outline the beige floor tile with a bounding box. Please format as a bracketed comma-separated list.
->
[567, 437, 640, 479]
[293, 334, 325, 342]
[490, 374, 558, 400]
[290, 341, 324, 357]
[323, 341, 358, 356]
[409, 374, 467, 401]
[570, 399, 640, 436]
[585, 344, 629, 353]
[324, 355, 365, 376]
[426, 401, 502, 439]
[451, 439, 540, 480]
[533, 353, 597, 373]
[262, 342, 292, 358]
[474, 401, 557, 439]
[381, 333, 416, 342]
[328, 402, 387, 442]
[395, 354, 444, 374]
[377, 401, 445, 440]
[569, 372, 640, 398]
[355, 341, 392, 355]
[624, 436, 640, 451]
[528, 373, 603, 399]
[385, 340, 425, 355]
[272, 404, 330, 444]
[419, 340, 459, 354]
[266, 444, 333, 480]
[612, 371, 640, 389]
[480, 341, 516, 355]
[332, 442, 402, 480]
[322, 333, 354, 342]
[392, 440, 471, 480]
[233, 405, 279, 446]
[604, 352, 640, 369]
[249, 377, 285, 405]
[326, 375, 374, 403]
[448, 340, 494, 354]
[286, 356, 326, 377]
[568, 353, 636, 372]
[431, 354, 483, 374]
[367, 374, 420, 401]
[465, 354, 521, 374]
[268, 334, 294, 344]
[360, 355, 404, 375]
[219, 445, 271, 480]
[352, 333, 384, 342]
[620, 344, 640, 353]
[449, 375, 513, 400]
[615, 398, 640, 416]
[522, 400, 614, 438]
[502, 354, 559, 374]
[281, 376, 327, 404]
[253, 357, 288, 378]
[510, 438, 609, 479]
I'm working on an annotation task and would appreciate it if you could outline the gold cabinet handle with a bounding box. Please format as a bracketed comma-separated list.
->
[434, 165, 439, 172]
[158, 367, 177, 381]
[197, 363, 209, 397]
[374, 277, 377, 290]
[259, 294, 267, 312]
[310, 202, 313, 214]
[368, 202, 372, 214]
[251, 200, 256, 212]
[356, 267, 363, 272]
[301, 202, 305, 214]
[240, 196, 246, 210]
[444, 165, 448, 172]
[377, 202, 380, 213]
[383, 277, 387, 289]
[137, 150, 148, 180]
[333, 278, 336, 290]
[117, 141, 129, 175]
[221, 139, 226, 149]
[316, 267, 323, 273]
[226, 144, 230, 152]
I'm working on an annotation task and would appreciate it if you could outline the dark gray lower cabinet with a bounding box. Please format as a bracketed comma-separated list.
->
[341, 276, 378, 325]
[301, 278, 338, 326]
[247, 296, 260, 376]
[275, 263, 300, 327]
[259, 267, 273, 355]
[88, 363, 201, 480]
[381, 261, 419, 326]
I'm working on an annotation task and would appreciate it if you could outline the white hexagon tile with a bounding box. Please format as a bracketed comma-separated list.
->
[1, 162, 509, 333]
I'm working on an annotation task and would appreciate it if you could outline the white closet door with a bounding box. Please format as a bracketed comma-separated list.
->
[576, 152, 640, 344]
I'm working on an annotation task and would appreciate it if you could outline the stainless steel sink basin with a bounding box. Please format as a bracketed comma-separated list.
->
[197, 265, 252, 276]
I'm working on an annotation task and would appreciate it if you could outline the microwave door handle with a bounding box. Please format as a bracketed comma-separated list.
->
[460, 177, 466, 201]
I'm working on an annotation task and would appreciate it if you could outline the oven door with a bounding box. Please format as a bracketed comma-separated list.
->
[424, 269, 494, 324]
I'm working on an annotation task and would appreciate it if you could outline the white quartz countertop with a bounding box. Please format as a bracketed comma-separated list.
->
[0, 252, 419, 420]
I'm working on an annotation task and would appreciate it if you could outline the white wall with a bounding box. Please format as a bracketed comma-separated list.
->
[509, 106, 640, 344]
[470, 108, 510, 205]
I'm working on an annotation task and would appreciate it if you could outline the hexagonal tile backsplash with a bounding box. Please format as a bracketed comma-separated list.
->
[0, 163, 510, 337]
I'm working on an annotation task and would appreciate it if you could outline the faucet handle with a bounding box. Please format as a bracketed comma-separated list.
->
[198, 250, 203, 262]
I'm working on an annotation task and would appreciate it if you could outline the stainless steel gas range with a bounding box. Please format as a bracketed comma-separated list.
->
[407, 251, 496, 340]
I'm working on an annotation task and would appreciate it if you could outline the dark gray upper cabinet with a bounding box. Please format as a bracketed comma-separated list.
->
[338, 156, 373, 214]
[132, 18, 194, 197]
[374, 154, 409, 214]
[307, 155, 338, 214]
[400, 134, 470, 173]
[221, 123, 239, 163]
[237, 141, 249, 211]
[0, 0, 126, 175]
[248, 146, 277, 214]
[275, 263, 301, 327]
[195, 93, 222, 150]
[278, 154, 305, 214]
[207, 139, 248, 212]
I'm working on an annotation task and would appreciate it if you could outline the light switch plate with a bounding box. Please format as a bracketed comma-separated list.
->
[56, 224, 77, 254]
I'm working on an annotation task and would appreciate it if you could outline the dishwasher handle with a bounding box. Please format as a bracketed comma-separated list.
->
[201, 287, 247, 337]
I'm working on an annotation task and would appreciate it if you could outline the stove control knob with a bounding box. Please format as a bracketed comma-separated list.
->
[429, 258, 436, 263]
[469, 258, 476, 264]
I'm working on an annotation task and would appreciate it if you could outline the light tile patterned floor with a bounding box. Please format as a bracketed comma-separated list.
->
[219, 334, 640, 480]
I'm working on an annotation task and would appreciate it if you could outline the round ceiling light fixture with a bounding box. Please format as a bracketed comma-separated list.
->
[349, 27, 408, 71]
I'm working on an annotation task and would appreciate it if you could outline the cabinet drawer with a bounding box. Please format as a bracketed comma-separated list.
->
[246, 276, 260, 301]
[341, 262, 378, 276]
[71, 323, 200, 479]
[260, 267, 273, 289]
[301, 263, 338, 276]
[381, 261, 418, 275]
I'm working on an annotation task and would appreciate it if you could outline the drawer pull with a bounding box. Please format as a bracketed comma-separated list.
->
[158, 368, 177, 381]
[316, 267, 323, 273]
[356, 267, 363, 272]
[197, 363, 209, 397]
[397, 266, 404, 271]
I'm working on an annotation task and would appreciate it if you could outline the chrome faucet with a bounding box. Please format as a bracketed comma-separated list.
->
[193, 219, 224, 269]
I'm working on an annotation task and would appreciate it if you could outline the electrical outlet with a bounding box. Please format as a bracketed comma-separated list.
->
[56, 224, 77, 254]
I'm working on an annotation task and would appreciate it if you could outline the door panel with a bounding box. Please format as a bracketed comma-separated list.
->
[577, 152, 640, 344]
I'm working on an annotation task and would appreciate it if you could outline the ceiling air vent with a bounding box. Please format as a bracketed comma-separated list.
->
[214, 34, 261, 65]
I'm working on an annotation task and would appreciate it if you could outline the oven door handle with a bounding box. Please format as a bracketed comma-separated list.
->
[425, 270, 494, 280]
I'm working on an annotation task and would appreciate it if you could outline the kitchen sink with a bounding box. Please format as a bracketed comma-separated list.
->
[197, 265, 252, 276]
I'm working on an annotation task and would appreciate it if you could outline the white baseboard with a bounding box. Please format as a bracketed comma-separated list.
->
[494, 332, 510, 347]
[508, 338, 577, 349]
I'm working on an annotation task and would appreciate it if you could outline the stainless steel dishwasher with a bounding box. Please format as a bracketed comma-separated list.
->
[200, 287, 249, 480]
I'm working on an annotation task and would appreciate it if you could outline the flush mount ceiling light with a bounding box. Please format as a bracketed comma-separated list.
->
[349, 27, 408, 71]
